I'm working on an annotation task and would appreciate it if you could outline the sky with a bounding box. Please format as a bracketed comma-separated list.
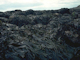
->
[0, 0, 80, 12]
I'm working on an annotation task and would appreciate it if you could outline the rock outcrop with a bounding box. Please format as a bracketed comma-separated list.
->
[0, 5, 80, 60]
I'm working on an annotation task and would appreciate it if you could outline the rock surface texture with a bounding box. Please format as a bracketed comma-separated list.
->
[0, 6, 80, 60]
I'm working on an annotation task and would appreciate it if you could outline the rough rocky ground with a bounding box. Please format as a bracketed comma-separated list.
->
[0, 5, 80, 60]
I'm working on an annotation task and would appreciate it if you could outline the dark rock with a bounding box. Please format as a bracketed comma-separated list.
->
[71, 12, 78, 19]
[0, 12, 10, 18]
[11, 43, 21, 47]
[9, 15, 29, 26]
[0, 17, 8, 22]
[5, 55, 21, 60]
[26, 9, 34, 15]
[34, 15, 50, 25]
[0, 12, 5, 17]
[25, 52, 34, 60]
[70, 50, 80, 60]
[0, 5, 80, 60]
[34, 11, 43, 15]
[15, 10, 22, 12]
[59, 8, 70, 14]
[78, 14, 80, 18]
[0, 20, 2, 26]
[70, 56, 80, 60]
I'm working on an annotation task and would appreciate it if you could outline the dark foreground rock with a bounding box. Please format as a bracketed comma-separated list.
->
[0, 5, 80, 60]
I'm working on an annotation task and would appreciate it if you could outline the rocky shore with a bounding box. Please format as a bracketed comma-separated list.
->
[0, 5, 80, 60]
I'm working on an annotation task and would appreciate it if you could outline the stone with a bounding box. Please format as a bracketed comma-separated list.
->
[0, 5, 80, 60]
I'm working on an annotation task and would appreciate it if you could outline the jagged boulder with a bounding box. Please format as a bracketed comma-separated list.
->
[59, 8, 70, 14]
[0, 17, 8, 22]
[34, 15, 50, 25]
[0, 5, 80, 60]
[0, 12, 5, 17]
[9, 15, 29, 26]
[26, 9, 34, 15]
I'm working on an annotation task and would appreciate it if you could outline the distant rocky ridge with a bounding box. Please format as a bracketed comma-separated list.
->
[0, 5, 80, 60]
